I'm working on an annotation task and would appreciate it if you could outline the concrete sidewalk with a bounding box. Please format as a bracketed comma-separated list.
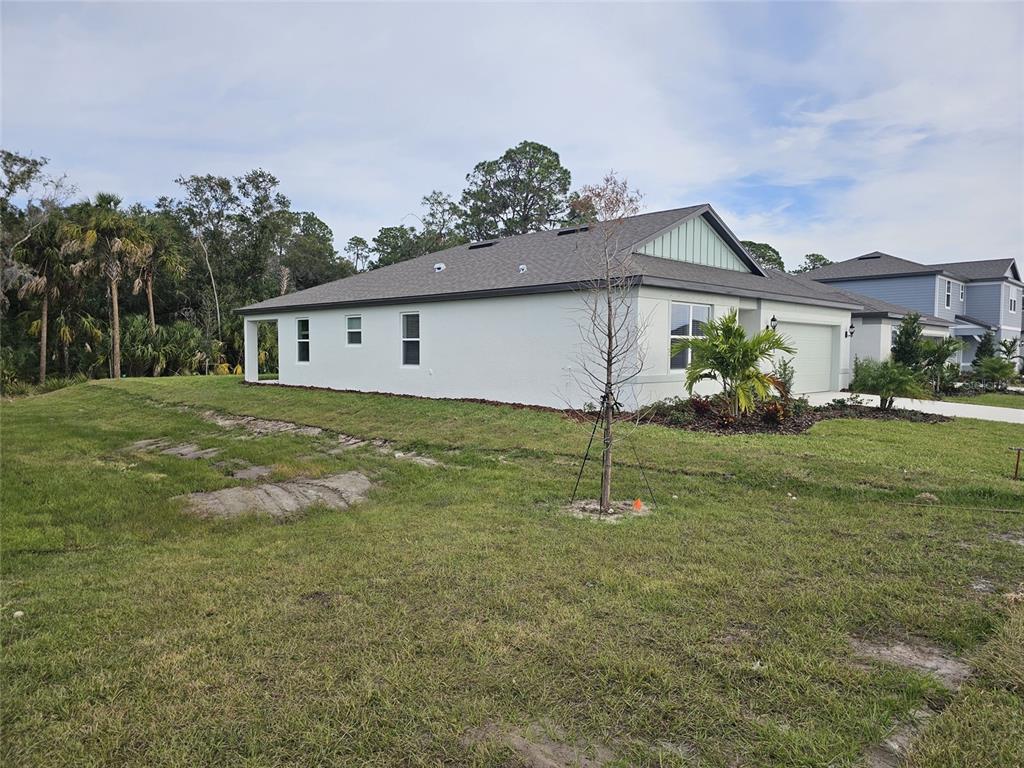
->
[804, 392, 1024, 425]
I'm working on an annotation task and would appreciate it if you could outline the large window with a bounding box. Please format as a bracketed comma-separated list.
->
[347, 315, 362, 345]
[401, 313, 420, 366]
[296, 318, 310, 363]
[669, 303, 711, 370]
[945, 280, 951, 309]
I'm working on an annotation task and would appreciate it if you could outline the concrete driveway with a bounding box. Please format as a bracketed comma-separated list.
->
[804, 392, 1024, 425]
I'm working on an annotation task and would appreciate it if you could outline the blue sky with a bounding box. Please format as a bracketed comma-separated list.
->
[3, 1, 1022, 270]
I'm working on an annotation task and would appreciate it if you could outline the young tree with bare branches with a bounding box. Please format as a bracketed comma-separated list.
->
[570, 173, 645, 514]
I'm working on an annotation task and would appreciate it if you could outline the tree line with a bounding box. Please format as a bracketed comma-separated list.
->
[1, 140, 835, 390]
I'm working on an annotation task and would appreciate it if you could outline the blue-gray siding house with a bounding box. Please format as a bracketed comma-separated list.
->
[804, 253, 1022, 366]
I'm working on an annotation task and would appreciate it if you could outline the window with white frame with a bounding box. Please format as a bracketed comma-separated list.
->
[945, 280, 951, 309]
[1011, 292, 1018, 313]
[401, 313, 420, 366]
[297, 318, 310, 362]
[960, 283, 965, 302]
[347, 315, 362, 345]
[669, 302, 711, 370]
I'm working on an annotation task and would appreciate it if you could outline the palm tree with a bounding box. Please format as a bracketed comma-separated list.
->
[71, 193, 147, 380]
[131, 209, 185, 333]
[672, 309, 795, 417]
[16, 215, 81, 383]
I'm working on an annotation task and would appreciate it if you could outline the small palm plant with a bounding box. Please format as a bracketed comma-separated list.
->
[671, 309, 795, 417]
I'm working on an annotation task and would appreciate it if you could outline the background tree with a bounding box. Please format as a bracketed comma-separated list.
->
[460, 141, 571, 240]
[1, 151, 71, 313]
[344, 236, 372, 272]
[570, 172, 644, 514]
[740, 241, 785, 271]
[16, 214, 81, 382]
[71, 193, 147, 380]
[792, 253, 832, 274]
[280, 212, 354, 290]
[162, 174, 240, 343]
[131, 207, 186, 332]
[370, 225, 421, 269]
[972, 331, 997, 368]
[890, 313, 924, 368]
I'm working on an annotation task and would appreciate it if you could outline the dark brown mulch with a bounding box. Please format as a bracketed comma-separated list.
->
[644, 404, 951, 436]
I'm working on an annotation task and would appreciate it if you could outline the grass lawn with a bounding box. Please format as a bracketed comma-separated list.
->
[945, 392, 1024, 410]
[3, 376, 1022, 767]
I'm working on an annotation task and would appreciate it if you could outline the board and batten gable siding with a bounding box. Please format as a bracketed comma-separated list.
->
[825, 275, 940, 319]
[243, 291, 642, 410]
[636, 215, 749, 272]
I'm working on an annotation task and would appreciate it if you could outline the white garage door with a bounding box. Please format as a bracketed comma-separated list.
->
[777, 322, 835, 393]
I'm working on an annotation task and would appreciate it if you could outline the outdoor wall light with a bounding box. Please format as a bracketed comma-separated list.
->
[845, 323, 856, 338]
[767, 315, 778, 331]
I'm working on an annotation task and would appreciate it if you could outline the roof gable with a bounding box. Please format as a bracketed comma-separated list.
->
[635, 210, 753, 273]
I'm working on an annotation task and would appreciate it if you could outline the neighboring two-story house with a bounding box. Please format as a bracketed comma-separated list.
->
[805, 253, 1022, 366]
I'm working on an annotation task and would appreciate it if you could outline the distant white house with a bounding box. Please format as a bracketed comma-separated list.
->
[239, 205, 863, 409]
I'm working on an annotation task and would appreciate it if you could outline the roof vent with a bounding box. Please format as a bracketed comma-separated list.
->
[433, 262, 446, 272]
[518, 264, 527, 274]
[468, 240, 496, 250]
[857, 254, 882, 260]
[556, 225, 589, 236]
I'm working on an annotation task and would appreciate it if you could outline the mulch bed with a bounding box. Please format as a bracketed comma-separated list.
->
[643, 403, 951, 436]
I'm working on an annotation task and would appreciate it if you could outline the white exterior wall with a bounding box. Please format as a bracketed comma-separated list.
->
[244, 287, 854, 408]
[849, 317, 892, 366]
[245, 292, 617, 409]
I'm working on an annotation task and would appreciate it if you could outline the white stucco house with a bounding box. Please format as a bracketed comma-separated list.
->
[239, 205, 863, 409]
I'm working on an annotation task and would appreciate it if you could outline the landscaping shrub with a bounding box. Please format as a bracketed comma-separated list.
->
[850, 357, 929, 410]
[759, 400, 786, 425]
[671, 309, 794, 417]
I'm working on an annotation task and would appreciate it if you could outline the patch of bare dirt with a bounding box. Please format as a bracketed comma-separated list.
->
[565, 499, 651, 523]
[992, 532, 1024, 547]
[865, 708, 936, 768]
[232, 465, 272, 480]
[462, 721, 613, 768]
[299, 590, 333, 607]
[850, 637, 971, 690]
[128, 439, 220, 460]
[200, 410, 323, 437]
[176, 471, 371, 519]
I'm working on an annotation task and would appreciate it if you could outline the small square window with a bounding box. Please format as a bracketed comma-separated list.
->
[347, 315, 362, 345]
[297, 318, 310, 363]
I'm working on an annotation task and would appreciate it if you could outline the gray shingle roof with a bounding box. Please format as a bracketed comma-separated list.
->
[954, 313, 999, 331]
[804, 252, 955, 281]
[238, 205, 861, 315]
[806, 253, 1022, 284]
[831, 287, 952, 326]
[930, 258, 1020, 281]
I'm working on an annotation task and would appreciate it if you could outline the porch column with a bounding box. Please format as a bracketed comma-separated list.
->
[244, 318, 259, 383]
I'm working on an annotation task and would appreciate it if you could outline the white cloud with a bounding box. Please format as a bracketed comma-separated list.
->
[2, 1, 1021, 273]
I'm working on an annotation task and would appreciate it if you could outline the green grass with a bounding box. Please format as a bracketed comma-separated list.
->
[945, 392, 1024, 410]
[2, 376, 1022, 767]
